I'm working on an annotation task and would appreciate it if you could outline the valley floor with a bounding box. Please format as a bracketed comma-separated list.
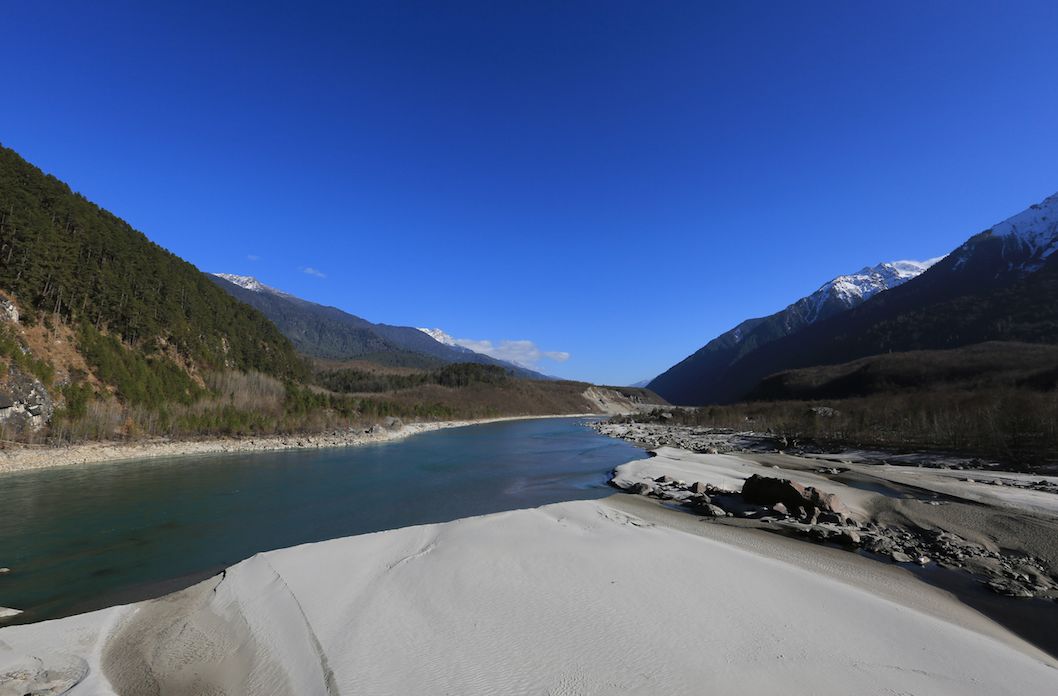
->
[4, 421, 1058, 695]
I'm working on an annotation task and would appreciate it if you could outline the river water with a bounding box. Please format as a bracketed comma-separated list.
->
[0, 417, 643, 624]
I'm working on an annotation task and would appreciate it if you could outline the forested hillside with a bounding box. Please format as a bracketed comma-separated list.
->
[0, 145, 632, 443]
[0, 145, 303, 379]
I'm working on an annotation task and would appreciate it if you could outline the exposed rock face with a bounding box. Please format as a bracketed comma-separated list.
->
[0, 298, 18, 324]
[740, 475, 849, 520]
[581, 387, 664, 416]
[0, 365, 53, 433]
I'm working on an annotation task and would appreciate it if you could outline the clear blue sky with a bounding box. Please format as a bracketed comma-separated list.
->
[3, 1, 1057, 384]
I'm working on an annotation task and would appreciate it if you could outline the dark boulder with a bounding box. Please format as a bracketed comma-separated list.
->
[741, 474, 850, 519]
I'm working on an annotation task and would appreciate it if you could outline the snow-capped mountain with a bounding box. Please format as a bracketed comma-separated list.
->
[951, 192, 1058, 273]
[650, 190, 1058, 406]
[726, 256, 940, 347]
[648, 256, 938, 404]
[417, 327, 458, 347]
[416, 327, 482, 356]
[211, 273, 286, 296]
[798, 258, 943, 325]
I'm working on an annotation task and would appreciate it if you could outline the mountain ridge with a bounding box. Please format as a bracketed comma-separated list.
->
[647, 256, 939, 404]
[209, 273, 549, 378]
[650, 190, 1058, 405]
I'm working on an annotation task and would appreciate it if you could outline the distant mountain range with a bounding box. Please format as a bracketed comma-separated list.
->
[209, 274, 549, 379]
[649, 192, 1058, 405]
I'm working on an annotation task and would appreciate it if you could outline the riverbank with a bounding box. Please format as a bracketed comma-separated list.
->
[592, 419, 1058, 655]
[0, 413, 596, 476]
[3, 496, 1056, 695]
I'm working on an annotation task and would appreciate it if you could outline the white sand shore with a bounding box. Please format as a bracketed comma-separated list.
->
[612, 445, 1058, 595]
[0, 413, 595, 476]
[2, 497, 1055, 695]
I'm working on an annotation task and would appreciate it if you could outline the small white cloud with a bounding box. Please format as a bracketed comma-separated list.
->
[247, 254, 261, 261]
[300, 266, 327, 278]
[449, 336, 570, 370]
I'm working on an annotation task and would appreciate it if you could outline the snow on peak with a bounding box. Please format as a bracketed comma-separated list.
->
[803, 257, 940, 323]
[979, 191, 1058, 266]
[212, 273, 284, 296]
[417, 327, 458, 346]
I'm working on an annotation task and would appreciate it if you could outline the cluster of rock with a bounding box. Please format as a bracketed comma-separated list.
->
[0, 365, 53, 433]
[0, 299, 18, 324]
[616, 473, 859, 532]
[367, 417, 404, 435]
[592, 420, 1013, 472]
[615, 472, 1058, 600]
[0, 299, 53, 434]
[741, 474, 851, 523]
[961, 476, 1058, 495]
[624, 475, 730, 517]
[590, 421, 766, 454]
[857, 526, 1057, 599]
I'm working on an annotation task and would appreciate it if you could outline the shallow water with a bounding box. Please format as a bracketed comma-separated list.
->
[0, 417, 643, 624]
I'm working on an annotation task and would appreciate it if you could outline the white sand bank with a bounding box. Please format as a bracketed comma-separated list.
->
[615, 445, 1058, 519]
[2, 498, 1056, 695]
[613, 446, 881, 520]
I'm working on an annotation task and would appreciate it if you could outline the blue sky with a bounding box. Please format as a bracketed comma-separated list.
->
[2, 1, 1057, 384]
